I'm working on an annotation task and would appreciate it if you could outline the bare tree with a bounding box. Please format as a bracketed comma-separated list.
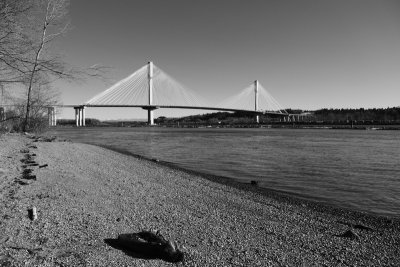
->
[0, 0, 31, 84]
[21, 0, 71, 131]
[1, 0, 108, 132]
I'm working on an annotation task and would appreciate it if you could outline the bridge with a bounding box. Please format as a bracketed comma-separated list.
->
[70, 62, 290, 126]
[1, 62, 308, 126]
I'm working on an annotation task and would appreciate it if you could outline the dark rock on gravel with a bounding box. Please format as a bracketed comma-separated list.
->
[337, 229, 360, 240]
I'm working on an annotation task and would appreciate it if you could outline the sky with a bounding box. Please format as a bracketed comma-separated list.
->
[53, 0, 400, 120]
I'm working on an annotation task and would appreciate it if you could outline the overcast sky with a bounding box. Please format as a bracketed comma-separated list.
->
[55, 0, 400, 119]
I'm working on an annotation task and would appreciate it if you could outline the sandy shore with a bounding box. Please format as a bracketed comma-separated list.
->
[0, 133, 399, 266]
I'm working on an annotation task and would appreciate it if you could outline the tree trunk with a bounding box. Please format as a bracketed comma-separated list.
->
[23, 4, 49, 132]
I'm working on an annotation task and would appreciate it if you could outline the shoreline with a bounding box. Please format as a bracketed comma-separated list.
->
[98, 144, 399, 225]
[1, 133, 399, 266]
[54, 124, 400, 130]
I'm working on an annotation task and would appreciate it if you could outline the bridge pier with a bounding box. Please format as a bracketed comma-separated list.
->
[82, 107, 86, 126]
[47, 107, 57, 126]
[142, 106, 158, 125]
[148, 109, 154, 125]
[74, 106, 86, 127]
[0, 107, 5, 121]
[74, 107, 79, 126]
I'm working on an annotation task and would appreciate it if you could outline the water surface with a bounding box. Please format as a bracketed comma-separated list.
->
[49, 127, 400, 217]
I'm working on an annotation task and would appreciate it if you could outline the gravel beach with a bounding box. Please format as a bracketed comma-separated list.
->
[0, 133, 399, 266]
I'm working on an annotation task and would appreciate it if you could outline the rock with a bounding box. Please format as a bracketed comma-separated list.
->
[338, 229, 359, 240]
[250, 180, 258, 186]
[354, 224, 373, 231]
[16, 180, 29, 185]
[23, 174, 36, 180]
[23, 169, 33, 175]
[28, 207, 37, 220]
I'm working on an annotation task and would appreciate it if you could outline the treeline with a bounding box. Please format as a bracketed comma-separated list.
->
[155, 107, 400, 125]
[312, 107, 400, 122]
[57, 119, 148, 127]
[57, 119, 103, 126]
[55, 107, 400, 128]
[156, 111, 280, 125]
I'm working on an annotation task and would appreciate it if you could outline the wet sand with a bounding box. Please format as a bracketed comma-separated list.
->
[0, 133, 399, 266]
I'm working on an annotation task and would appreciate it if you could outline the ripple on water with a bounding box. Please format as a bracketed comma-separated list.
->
[48, 127, 400, 218]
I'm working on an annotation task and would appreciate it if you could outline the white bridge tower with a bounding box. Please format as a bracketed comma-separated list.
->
[142, 61, 158, 125]
[254, 80, 259, 123]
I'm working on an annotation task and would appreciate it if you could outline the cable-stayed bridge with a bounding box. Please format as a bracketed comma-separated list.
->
[68, 62, 289, 126]
[0, 62, 294, 126]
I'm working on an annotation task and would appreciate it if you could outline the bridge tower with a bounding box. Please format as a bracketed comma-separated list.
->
[142, 61, 158, 125]
[254, 80, 259, 123]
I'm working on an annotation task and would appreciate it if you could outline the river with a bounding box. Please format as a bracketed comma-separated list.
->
[48, 127, 400, 218]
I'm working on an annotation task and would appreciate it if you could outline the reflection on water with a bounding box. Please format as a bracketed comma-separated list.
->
[49, 127, 400, 217]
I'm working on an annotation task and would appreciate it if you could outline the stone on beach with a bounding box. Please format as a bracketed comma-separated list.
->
[338, 229, 360, 240]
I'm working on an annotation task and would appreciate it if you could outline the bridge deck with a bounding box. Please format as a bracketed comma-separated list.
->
[2, 104, 288, 116]
[74, 104, 288, 116]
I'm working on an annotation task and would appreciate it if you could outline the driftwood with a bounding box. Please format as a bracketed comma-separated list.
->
[115, 230, 184, 263]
